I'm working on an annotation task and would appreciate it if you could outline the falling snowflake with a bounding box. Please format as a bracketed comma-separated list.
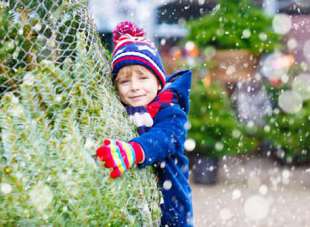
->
[259, 185, 268, 195]
[232, 129, 241, 138]
[282, 169, 290, 185]
[220, 208, 233, 221]
[29, 183, 53, 213]
[292, 73, 310, 100]
[278, 90, 303, 114]
[232, 189, 241, 200]
[163, 180, 172, 190]
[244, 195, 271, 221]
[184, 138, 196, 152]
[184, 121, 191, 130]
[0, 183, 12, 194]
[272, 14, 292, 35]
[264, 125, 271, 133]
[215, 142, 224, 151]
[259, 32, 268, 41]
[160, 38, 166, 46]
[287, 38, 298, 50]
[241, 29, 251, 39]
[55, 95, 63, 103]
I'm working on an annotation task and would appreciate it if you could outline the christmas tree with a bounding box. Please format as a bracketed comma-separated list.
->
[0, 1, 160, 225]
[263, 76, 310, 164]
[188, 79, 257, 158]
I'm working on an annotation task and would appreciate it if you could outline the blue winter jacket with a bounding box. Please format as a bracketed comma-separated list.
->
[130, 70, 193, 227]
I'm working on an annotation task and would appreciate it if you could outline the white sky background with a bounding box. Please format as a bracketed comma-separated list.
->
[87, 0, 289, 38]
[88, 0, 176, 38]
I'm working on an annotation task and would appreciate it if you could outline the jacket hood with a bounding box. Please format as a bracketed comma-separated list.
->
[162, 70, 192, 114]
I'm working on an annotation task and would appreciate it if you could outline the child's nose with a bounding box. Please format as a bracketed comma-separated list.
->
[130, 80, 140, 90]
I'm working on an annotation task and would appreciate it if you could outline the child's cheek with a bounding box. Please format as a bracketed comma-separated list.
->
[118, 95, 126, 104]
[116, 84, 124, 95]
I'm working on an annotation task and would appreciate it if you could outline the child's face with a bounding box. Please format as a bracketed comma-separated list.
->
[115, 65, 162, 107]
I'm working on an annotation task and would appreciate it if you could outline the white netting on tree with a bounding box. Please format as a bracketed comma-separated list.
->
[0, 0, 160, 225]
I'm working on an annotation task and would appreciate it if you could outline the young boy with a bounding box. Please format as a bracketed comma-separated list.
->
[96, 21, 193, 226]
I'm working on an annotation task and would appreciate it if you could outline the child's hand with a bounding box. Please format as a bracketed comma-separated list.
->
[96, 139, 144, 179]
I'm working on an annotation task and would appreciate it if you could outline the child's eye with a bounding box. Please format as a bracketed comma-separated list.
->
[140, 76, 149, 80]
[119, 80, 129, 84]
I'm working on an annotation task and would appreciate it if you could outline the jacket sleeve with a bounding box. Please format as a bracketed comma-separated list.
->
[130, 105, 187, 168]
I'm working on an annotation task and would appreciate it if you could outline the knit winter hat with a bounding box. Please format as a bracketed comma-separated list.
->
[111, 21, 166, 87]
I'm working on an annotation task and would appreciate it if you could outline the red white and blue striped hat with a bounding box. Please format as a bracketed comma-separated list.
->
[111, 21, 166, 87]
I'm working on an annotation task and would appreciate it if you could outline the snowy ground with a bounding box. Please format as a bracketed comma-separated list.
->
[191, 155, 310, 227]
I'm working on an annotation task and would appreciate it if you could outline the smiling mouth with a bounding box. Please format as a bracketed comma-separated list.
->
[129, 95, 145, 99]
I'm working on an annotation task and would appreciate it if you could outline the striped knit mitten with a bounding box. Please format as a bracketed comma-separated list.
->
[96, 139, 144, 178]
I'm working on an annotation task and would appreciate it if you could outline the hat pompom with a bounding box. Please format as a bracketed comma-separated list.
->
[112, 21, 145, 45]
